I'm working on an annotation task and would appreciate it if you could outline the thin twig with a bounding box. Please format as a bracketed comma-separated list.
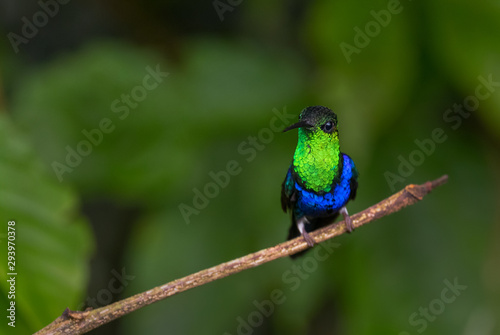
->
[35, 175, 448, 335]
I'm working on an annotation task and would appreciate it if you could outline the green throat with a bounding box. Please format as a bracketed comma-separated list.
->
[292, 127, 341, 193]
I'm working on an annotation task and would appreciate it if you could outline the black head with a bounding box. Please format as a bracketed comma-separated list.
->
[283, 106, 338, 134]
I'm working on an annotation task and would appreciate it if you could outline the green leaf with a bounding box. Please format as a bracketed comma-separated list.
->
[11, 39, 306, 205]
[0, 113, 93, 334]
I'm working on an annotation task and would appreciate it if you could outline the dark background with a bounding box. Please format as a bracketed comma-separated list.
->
[0, 0, 499, 334]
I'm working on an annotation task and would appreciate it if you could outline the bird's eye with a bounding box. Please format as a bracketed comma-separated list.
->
[322, 121, 334, 133]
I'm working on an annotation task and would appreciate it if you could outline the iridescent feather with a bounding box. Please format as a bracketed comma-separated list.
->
[281, 106, 358, 258]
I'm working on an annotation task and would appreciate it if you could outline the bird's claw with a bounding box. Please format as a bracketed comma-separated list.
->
[340, 206, 354, 233]
[297, 217, 315, 247]
[345, 215, 354, 233]
[302, 231, 316, 247]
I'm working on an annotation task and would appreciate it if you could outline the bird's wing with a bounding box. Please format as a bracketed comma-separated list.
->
[344, 153, 359, 201]
[349, 171, 358, 200]
[280, 167, 296, 213]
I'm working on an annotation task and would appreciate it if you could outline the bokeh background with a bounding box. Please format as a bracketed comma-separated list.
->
[1, 0, 499, 334]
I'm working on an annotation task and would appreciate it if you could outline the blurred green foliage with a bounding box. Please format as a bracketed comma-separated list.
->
[0, 114, 92, 334]
[1, 0, 499, 334]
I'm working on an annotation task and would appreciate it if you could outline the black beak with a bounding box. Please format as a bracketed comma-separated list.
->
[283, 120, 313, 132]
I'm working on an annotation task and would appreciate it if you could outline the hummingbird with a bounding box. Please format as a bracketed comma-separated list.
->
[281, 106, 358, 257]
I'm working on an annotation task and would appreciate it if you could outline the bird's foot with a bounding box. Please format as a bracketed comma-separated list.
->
[297, 217, 315, 247]
[340, 206, 354, 233]
[301, 231, 316, 247]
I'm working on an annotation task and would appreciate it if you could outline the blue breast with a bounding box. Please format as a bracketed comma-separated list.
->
[294, 154, 355, 217]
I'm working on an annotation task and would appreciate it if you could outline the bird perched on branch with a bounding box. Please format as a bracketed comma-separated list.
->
[281, 106, 358, 257]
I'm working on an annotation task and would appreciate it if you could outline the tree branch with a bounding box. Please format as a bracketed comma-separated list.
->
[35, 175, 448, 335]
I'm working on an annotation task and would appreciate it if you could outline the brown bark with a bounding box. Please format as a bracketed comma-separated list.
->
[35, 175, 448, 335]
